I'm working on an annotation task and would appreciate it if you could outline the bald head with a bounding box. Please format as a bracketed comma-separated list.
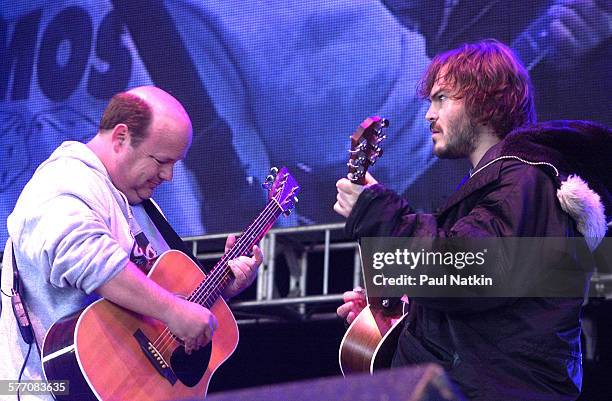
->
[91, 86, 194, 203]
[99, 86, 192, 146]
[126, 86, 192, 136]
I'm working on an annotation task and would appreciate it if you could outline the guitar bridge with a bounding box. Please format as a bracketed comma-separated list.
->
[134, 329, 177, 385]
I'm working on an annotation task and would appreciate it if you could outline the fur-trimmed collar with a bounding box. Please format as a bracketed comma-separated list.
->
[481, 121, 611, 250]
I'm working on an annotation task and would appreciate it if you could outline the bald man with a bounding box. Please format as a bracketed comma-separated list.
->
[0, 87, 261, 401]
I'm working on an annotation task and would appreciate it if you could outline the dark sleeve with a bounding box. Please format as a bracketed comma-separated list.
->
[345, 184, 438, 239]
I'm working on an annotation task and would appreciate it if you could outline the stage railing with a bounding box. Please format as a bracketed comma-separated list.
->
[1, 226, 609, 324]
[183, 223, 359, 323]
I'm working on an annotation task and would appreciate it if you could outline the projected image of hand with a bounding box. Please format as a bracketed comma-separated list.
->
[547, 0, 611, 68]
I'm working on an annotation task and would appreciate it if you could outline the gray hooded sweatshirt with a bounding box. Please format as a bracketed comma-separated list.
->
[0, 141, 170, 400]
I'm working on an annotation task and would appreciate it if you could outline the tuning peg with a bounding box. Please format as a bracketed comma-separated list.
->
[347, 160, 360, 168]
[348, 142, 366, 154]
[370, 150, 383, 163]
[262, 168, 279, 189]
[262, 176, 274, 189]
[381, 118, 389, 128]
[349, 170, 363, 182]
[283, 209, 292, 216]
[293, 196, 299, 203]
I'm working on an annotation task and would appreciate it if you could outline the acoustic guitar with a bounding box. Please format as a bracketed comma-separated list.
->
[41, 167, 300, 401]
[337, 117, 408, 375]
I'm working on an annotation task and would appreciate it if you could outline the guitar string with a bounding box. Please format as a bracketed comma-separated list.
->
[187, 181, 297, 311]
[154, 200, 280, 352]
[152, 196, 284, 355]
[188, 198, 281, 305]
[186, 199, 279, 312]
[152, 200, 279, 355]
[152, 199, 279, 354]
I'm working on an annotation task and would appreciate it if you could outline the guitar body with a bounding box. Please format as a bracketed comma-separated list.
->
[339, 305, 407, 375]
[40, 167, 300, 400]
[42, 250, 238, 401]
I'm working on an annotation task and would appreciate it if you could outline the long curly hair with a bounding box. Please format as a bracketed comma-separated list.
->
[418, 39, 536, 138]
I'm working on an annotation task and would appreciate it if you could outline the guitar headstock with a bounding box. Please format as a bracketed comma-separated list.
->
[347, 116, 388, 185]
[263, 167, 301, 216]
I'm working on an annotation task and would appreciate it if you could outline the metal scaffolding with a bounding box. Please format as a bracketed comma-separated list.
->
[183, 225, 612, 326]
[183, 223, 360, 324]
[1, 225, 609, 325]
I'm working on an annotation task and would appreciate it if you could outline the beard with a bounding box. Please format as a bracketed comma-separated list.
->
[433, 113, 478, 159]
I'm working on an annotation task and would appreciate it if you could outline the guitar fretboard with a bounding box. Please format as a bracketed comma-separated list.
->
[187, 198, 284, 308]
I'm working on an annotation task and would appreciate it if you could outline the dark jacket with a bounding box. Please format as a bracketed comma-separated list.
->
[345, 121, 610, 401]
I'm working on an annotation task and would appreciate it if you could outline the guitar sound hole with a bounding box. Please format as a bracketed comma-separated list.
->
[170, 344, 212, 387]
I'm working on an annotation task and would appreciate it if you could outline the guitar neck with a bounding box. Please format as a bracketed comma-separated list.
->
[188, 199, 284, 308]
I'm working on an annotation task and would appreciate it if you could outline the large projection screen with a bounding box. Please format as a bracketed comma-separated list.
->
[2, 1, 610, 244]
